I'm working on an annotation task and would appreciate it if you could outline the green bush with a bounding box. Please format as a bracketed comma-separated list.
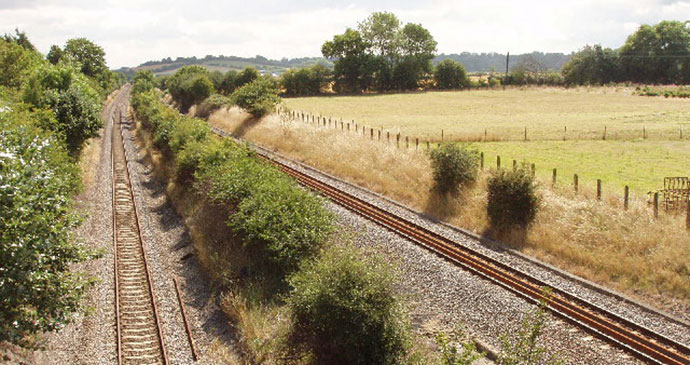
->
[22, 63, 102, 155]
[231, 78, 281, 118]
[434, 59, 468, 89]
[168, 115, 209, 153]
[166, 65, 215, 112]
[176, 137, 235, 180]
[0, 107, 93, 344]
[287, 245, 410, 364]
[194, 93, 231, 118]
[486, 167, 539, 229]
[429, 143, 479, 194]
[236, 66, 260, 88]
[0, 39, 41, 89]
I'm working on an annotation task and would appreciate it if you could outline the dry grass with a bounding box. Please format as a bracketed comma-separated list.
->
[208, 107, 690, 311]
[283, 86, 690, 142]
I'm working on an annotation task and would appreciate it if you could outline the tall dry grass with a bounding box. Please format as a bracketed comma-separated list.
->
[208, 106, 690, 312]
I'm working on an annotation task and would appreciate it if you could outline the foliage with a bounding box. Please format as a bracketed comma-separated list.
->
[619, 20, 690, 84]
[231, 78, 281, 118]
[0, 105, 93, 344]
[562, 45, 619, 85]
[434, 59, 469, 89]
[219, 70, 239, 94]
[0, 40, 42, 89]
[22, 63, 102, 155]
[131, 70, 156, 95]
[168, 115, 209, 153]
[236, 67, 260, 88]
[436, 328, 485, 365]
[322, 28, 375, 93]
[2, 28, 36, 51]
[429, 143, 479, 194]
[194, 93, 232, 118]
[166, 65, 215, 112]
[486, 167, 539, 229]
[47, 45, 63, 65]
[279, 64, 332, 96]
[287, 245, 410, 364]
[497, 298, 564, 365]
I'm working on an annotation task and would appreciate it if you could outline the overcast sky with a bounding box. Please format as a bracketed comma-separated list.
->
[1, 0, 689, 69]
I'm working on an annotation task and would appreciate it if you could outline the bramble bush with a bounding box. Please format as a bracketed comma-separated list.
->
[429, 143, 479, 194]
[0, 107, 94, 344]
[486, 167, 539, 229]
[287, 245, 410, 364]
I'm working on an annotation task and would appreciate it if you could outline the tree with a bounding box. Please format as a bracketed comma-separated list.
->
[434, 59, 469, 89]
[236, 67, 260, 88]
[322, 28, 375, 92]
[131, 70, 156, 95]
[2, 28, 36, 51]
[358, 12, 401, 58]
[619, 21, 690, 84]
[63, 38, 108, 80]
[0, 39, 41, 89]
[561, 45, 619, 85]
[231, 78, 281, 118]
[219, 70, 239, 95]
[166, 65, 215, 112]
[47, 45, 64, 65]
[279, 64, 332, 96]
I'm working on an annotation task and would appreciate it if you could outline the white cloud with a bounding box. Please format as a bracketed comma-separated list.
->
[0, 0, 688, 68]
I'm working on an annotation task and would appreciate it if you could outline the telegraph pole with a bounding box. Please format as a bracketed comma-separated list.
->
[506, 51, 510, 74]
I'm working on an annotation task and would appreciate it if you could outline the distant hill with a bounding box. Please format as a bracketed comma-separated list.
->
[115, 52, 572, 78]
[434, 52, 572, 73]
[115, 55, 333, 78]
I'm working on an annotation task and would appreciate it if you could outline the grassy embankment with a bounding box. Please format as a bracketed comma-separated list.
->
[206, 89, 690, 311]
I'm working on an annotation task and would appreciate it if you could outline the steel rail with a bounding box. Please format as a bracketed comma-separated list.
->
[112, 89, 169, 365]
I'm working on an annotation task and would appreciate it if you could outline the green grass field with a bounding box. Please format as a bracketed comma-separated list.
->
[283, 87, 690, 193]
[284, 87, 690, 141]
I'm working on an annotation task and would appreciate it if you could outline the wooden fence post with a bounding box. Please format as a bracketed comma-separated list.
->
[497, 156, 501, 169]
[603, 126, 607, 140]
[597, 179, 602, 201]
[370, 128, 373, 139]
[484, 128, 487, 141]
[406, 136, 409, 148]
[378, 130, 381, 140]
[531, 163, 535, 176]
[563, 126, 567, 141]
[552, 168, 557, 186]
[653, 192, 659, 218]
[442, 129, 444, 141]
[396, 133, 400, 148]
[416, 138, 419, 150]
[624, 185, 629, 210]
[480, 152, 484, 170]
[574, 174, 579, 193]
[426, 141, 430, 150]
[513, 159, 517, 171]
[643, 126, 646, 139]
[347, 123, 350, 132]
[524, 127, 527, 141]
[387, 131, 390, 142]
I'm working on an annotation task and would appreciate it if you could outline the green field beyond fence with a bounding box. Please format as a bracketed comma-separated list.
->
[283, 87, 690, 194]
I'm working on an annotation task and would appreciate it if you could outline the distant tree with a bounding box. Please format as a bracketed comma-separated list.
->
[561, 45, 619, 85]
[619, 21, 690, 84]
[280, 64, 332, 96]
[131, 70, 156, 95]
[2, 28, 36, 51]
[236, 67, 260, 88]
[358, 11, 401, 58]
[231, 78, 280, 118]
[209, 70, 224, 90]
[219, 70, 239, 95]
[47, 45, 63, 65]
[434, 59, 469, 89]
[322, 28, 375, 92]
[167, 65, 215, 112]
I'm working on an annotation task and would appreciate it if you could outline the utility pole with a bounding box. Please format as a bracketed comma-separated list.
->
[506, 51, 510, 74]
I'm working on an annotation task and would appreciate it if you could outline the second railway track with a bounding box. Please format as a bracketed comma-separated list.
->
[211, 126, 690, 365]
[111, 88, 168, 365]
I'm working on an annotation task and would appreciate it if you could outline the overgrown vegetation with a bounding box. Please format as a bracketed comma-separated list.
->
[0, 31, 116, 345]
[434, 59, 469, 89]
[435, 328, 485, 365]
[287, 245, 411, 364]
[230, 78, 281, 118]
[487, 167, 539, 230]
[167, 65, 215, 112]
[429, 143, 479, 194]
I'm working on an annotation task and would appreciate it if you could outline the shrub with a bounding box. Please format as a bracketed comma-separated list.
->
[0, 39, 41, 89]
[486, 167, 539, 229]
[167, 115, 209, 153]
[287, 245, 410, 364]
[231, 78, 281, 118]
[434, 59, 468, 89]
[167, 65, 215, 112]
[229, 177, 333, 273]
[429, 143, 479, 194]
[176, 137, 235, 180]
[0, 107, 93, 344]
[436, 328, 485, 365]
[194, 93, 231, 118]
[236, 67, 260, 88]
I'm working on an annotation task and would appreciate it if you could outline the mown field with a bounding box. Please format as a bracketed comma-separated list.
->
[284, 87, 690, 194]
[284, 87, 690, 141]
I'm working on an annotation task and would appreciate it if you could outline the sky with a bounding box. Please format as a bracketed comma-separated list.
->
[1, 0, 689, 69]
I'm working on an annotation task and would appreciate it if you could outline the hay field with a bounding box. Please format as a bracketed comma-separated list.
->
[283, 87, 690, 141]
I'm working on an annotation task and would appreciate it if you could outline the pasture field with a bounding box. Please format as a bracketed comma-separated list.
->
[283, 87, 690, 141]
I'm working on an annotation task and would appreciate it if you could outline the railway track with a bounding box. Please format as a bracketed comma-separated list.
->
[112, 89, 168, 365]
[211, 126, 690, 364]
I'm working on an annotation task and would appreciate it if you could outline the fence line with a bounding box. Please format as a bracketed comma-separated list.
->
[278, 107, 690, 227]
